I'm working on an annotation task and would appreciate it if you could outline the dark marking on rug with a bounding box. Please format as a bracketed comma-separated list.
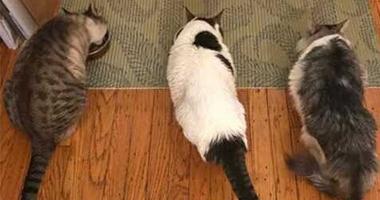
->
[216, 54, 233, 74]
[193, 31, 221, 51]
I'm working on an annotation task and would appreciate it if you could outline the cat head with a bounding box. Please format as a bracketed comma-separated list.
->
[63, 4, 110, 58]
[63, 4, 108, 45]
[173, 7, 224, 43]
[296, 19, 349, 53]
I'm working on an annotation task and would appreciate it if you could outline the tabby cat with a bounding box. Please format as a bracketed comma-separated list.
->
[287, 20, 378, 200]
[167, 8, 259, 200]
[3, 5, 108, 200]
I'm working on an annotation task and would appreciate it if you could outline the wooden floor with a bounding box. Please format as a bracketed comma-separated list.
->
[1, 1, 380, 200]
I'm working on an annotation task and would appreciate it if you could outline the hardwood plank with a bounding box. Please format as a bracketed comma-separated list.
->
[370, 0, 380, 41]
[0, 43, 28, 200]
[209, 163, 233, 200]
[0, 45, 16, 91]
[167, 113, 191, 200]
[364, 88, 380, 200]
[267, 89, 298, 200]
[124, 90, 154, 200]
[0, 116, 29, 200]
[248, 89, 276, 200]
[58, 91, 118, 200]
[189, 147, 211, 200]
[146, 90, 173, 199]
[100, 91, 134, 200]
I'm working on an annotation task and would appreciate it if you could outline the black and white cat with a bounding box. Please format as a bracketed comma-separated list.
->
[287, 20, 378, 200]
[167, 8, 259, 200]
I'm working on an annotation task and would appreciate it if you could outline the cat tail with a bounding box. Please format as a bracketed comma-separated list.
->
[205, 135, 259, 200]
[345, 153, 372, 200]
[348, 165, 363, 200]
[286, 153, 338, 196]
[21, 140, 56, 200]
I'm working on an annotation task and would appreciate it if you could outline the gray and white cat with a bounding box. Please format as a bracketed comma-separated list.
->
[167, 8, 259, 200]
[287, 20, 378, 200]
[3, 5, 108, 200]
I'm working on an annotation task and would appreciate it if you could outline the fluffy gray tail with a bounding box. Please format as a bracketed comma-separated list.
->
[21, 143, 56, 200]
[206, 136, 259, 200]
[286, 153, 369, 200]
[286, 153, 338, 196]
[348, 167, 363, 200]
[343, 154, 368, 200]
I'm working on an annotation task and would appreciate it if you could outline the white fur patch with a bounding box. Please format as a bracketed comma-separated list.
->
[85, 18, 107, 44]
[65, 35, 87, 80]
[167, 20, 247, 160]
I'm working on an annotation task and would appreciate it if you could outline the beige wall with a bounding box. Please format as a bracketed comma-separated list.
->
[22, 0, 60, 26]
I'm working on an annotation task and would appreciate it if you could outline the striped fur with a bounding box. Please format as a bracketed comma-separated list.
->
[3, 6, 108, 200]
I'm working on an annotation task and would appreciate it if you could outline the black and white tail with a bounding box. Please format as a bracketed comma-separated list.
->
[21, 143, 56, 200]
[206, 136, 259, 200]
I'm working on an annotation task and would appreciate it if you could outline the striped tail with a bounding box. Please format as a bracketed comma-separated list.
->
[21, 143, 56, 200]
[206, 136, 259, 200]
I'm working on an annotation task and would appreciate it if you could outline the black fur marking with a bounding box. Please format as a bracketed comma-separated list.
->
[29, 169, 44, 176]
[175, 28, 183, 39]
[22, 186, 39, 193]
[38, 105, 49, 113]
[27, 177, 42, 183]
[216, 54, 233, 74]
[193, 31, 222, 51]
[219, 27, 224, 37]
[206, 136, 259, 200]
[196, 17, 216, 27]
[46, 77, 59, 85]
[36, 91, 48, 101]
[34, 74, 42, 84]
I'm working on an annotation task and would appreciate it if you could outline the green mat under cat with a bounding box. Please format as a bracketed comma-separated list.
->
[62, 0, 380, 88]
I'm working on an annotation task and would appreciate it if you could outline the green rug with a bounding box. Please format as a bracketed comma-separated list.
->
[62, 0, 380, 88]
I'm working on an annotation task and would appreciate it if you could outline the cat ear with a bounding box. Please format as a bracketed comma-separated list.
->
[84, 3, 99, 17]
[212, 9, 224, 24]
[185, 7, 195, 22]
[308, 21, 321, 35]
[336, 19, 349, 32]
[62, 8, 73, 15]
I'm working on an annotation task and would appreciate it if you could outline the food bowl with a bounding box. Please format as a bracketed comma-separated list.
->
[88, 31, 111, 60]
